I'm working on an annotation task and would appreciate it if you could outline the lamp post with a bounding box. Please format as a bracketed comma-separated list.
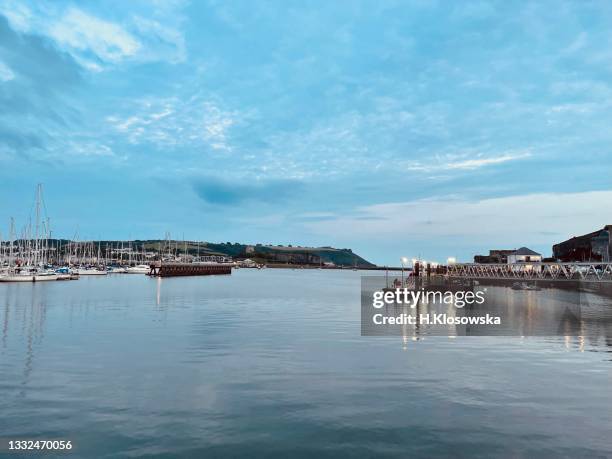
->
[446, 257, 456, 275]
[400, 257, 408, 285]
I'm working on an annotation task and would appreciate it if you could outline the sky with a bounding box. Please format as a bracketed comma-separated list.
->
[0, 0, 611, 266]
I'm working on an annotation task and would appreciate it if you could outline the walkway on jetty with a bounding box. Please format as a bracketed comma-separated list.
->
[149, 262, 232, 277]
[447, 262, 612, 282]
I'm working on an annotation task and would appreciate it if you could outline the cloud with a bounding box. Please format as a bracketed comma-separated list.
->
[2, 0, 612, 263]
[0, 0, 31, 31]
[108, 96, 238, 152]
[306, 190, 612, 249]
[192, 177, 304, 206]
[0, 125, 42, 151]
[64, 141, 116, 158]
[294, 212, 337, 222]
[0, 59, 14, 81]
[0, 15, 83, 161]
[132, 16, 186, 64]
[444, 152, 531, 170]
[201, 102, 235, 151]
[48, 8, 140, 63]
[0, 2, 187, 70]
[404, 151, 532, 172]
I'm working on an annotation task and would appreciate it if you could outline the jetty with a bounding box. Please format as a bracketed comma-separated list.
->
[148, 262, 232, 277]
[447, 262, 612, 283]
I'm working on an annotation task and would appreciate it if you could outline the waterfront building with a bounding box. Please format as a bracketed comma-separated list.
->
[507, 247, 542, 264]
[553, 225, 612, 262]
[473, 249, 516, 263]
[474, 248, 541, 264]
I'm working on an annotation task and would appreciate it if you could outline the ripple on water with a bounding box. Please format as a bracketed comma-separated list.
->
[1, 270, 611, 457]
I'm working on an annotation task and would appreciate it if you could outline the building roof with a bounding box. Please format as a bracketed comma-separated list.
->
[513, 247, 541, 256]
[554, 225, 612, 248]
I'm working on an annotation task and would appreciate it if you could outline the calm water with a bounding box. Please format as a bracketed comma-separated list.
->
[1, 270, 611, 458]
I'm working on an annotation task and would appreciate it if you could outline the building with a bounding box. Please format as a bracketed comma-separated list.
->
[553, 225, 612, 262]
[269, 251, 321, 265]
[474, 248, 541, 264]
[473, 249, 516, 264]
[507, 247, 542, 264]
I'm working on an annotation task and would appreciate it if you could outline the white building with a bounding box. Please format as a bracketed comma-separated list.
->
[507, 247, 542, 264]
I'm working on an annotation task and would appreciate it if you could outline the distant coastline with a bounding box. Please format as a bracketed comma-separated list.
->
[2, 238, 376, 269]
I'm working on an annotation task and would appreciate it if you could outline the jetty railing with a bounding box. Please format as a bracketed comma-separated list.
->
[447, 262, 612, 282]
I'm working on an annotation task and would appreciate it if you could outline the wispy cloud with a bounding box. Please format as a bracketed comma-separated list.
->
[132, 16, 186, 64]
[64, 141, 117, 158]
[0, 0, 31, 31]
[404, 151, 532, 172]
[0, 59, 14, 81]
[48, 8, 140, 64]
[108, 96, 238, 152]
[0, 1, 187, 70]
[444, 153, 532, 170]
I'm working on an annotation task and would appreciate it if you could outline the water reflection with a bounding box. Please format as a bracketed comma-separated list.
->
[362, 276, 612, 346]
[1, 271, 611, 457]
[0, 284, 48, 395]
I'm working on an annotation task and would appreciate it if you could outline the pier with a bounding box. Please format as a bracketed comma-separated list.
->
[447, 262, 612, 282]
[149, 262, 232, 277]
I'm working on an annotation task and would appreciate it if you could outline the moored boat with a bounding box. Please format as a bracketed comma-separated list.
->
[108, 266, 129, 274]
[0, 267, 64, 282]
[76, 267, 108, 276]
[126, 264, 150, 274]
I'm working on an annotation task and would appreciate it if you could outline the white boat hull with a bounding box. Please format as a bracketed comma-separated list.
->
[126, 266, 150, 274]
[0, 274, 62, 282]
[76, 269, 108, 276]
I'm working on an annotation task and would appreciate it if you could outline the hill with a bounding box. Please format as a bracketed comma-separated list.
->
[42, 239, 376, 268]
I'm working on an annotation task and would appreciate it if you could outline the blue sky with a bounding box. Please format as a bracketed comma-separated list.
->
[1, 0, 611, 265]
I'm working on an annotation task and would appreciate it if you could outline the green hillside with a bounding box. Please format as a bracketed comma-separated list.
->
[46, 239, 376, 268]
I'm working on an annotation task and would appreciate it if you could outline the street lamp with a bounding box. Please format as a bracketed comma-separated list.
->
[400, 257, 408, 284]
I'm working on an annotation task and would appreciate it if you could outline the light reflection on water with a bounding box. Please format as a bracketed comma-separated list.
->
[362, 276, 612, 342]
[1, 269, 611, 458]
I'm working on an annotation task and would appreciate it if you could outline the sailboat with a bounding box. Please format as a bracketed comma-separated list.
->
[0, 185, 78, 282]
[1, 185, 62, 282]
[125, 241, 149, 273]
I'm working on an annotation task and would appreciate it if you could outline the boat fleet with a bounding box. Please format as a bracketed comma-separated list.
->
[1, 185, 239, 283]
[0, 233, 156, 282]
[0, 185, 155, 282]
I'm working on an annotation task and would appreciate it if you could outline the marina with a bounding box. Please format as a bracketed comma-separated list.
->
[0, 185, 235, 283]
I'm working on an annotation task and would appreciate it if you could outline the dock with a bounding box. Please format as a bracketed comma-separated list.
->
[447, 262, 612, 282]
[149, 262, 232, 277]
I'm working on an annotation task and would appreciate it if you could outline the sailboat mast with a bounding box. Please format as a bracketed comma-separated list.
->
[8, 218, 14, 267]
[34, 183, 42, 266]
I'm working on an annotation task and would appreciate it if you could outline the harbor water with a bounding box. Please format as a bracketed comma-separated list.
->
[1, 269, 611, 457]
